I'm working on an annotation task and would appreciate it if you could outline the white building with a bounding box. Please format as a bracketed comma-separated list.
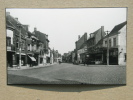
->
[103, 21, 127, 65]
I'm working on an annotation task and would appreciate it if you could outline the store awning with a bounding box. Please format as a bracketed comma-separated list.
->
[16, 53, 26, 55]
[28, 55, 36, 61]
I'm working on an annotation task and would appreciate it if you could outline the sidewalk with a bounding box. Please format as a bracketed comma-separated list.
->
[74, 63, 126, 67]
[8, 63, 57, 71]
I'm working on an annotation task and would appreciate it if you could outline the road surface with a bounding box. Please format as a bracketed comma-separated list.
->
[8, 63, 126, 85]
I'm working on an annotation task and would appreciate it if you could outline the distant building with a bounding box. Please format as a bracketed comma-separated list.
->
[75, 33, 88, 63]
[53, 50, 62, 63]
[32, 28, 50, 65]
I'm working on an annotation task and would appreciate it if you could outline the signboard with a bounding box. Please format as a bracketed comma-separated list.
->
[78, 46, 87, 54]
[7, 46, 11, 51]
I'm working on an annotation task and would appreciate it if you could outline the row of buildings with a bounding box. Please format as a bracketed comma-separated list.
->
[6, 12, 62, 67]
[62, 21, 127, 65]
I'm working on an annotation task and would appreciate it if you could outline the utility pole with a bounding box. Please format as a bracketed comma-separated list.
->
[105, 31, 110, 65]
[17, 23, 22, 68]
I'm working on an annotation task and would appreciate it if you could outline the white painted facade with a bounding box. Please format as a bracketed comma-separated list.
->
[102, 25, 126, 65]
[118, 25, 126, 65]
[103, 35, 118, 48]
[7, 29, 13, 44]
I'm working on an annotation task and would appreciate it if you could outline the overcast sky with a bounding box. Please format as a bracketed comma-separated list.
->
[6, 8, 127, 55]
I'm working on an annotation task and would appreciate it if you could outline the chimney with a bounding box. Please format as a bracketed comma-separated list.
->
[34, 27, 37, 31]
[23, 25, 29, 31]
[15, 18, 18, 21]
[45, 34, 48, 39]
[6, 12, 10, 16]
[78, 35, 80, 39]
[84, 32, 87, 41]
[101, 26, 105, 38]
[90, 33, 91, 38]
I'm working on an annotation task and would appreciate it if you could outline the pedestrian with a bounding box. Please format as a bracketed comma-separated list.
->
[59, 60, 61, 64]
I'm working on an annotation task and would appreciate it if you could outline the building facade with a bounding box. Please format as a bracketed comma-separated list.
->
[103, 21, 127, 65]
[86, 26, 106, 64]
[75, 33, 88, 64]
[6, 12, 52, 67]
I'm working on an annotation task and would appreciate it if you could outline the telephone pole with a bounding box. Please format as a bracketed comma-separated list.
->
[105, 31, 110, 65]
[17, 23, 22, 68]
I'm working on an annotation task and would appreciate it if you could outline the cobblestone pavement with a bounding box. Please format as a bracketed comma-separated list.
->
[8, 63, 126, 85]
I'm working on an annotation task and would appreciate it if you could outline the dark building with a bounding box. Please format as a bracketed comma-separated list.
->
[6, 12, 28, 67]
[6, 12, 51, 67]
[86, 26, 106, 64]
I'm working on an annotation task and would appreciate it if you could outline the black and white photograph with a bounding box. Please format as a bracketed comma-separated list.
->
[6, 8, 127, 85]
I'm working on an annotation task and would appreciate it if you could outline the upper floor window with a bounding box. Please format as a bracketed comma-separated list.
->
[16, 38, 19, 49]
[21, 41, 25, 50]
[7, 37, 11, 46]
[27, 44, 30, 51]
[6, 29, 13, 45]
[109, 39, 111, 47]
[113, 38, 116, 47]
[104, 40, 107, 47]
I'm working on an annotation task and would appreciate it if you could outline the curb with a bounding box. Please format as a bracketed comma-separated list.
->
[8, 63, 57, 71]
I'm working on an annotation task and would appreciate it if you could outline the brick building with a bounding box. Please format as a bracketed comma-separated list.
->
[6, 12, 51, 67]
[6, 12, 28, 67]
[75, 33, 88, 63]
[32, 28, 50, 65]
[86, 26, 106, 64]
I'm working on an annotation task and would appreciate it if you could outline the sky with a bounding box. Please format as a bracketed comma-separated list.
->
[6, 8, 127, 55]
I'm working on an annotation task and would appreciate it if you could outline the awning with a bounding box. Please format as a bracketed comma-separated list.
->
[16, 53, 26, 55]
[28, 55, 36, 61]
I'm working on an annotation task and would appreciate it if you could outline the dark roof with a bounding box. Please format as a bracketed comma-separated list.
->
[95, 38, 103, 47]
[110, 21, 127, 35]
[79, 41, 87, 49]
[103, 21, 127, 39]
[6, 14, 30, 37]
[93, 28, 101, 36]
[33, 31, 46, 43]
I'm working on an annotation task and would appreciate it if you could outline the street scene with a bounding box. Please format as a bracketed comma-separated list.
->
[6, 8, 127, 84]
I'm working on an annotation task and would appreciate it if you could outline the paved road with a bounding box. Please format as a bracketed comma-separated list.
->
[8, 63, 126, 85]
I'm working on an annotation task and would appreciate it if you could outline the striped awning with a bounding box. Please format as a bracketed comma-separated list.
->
[28, 55, 36, 61]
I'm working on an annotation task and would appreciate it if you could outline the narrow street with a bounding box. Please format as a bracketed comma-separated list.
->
[8, 63, 126, 84]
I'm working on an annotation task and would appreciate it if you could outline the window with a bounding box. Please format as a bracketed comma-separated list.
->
[7, 29, 13, 44]
[16, 42, 19, 49]
[7, 37, 11, 46]
[113, 38, 116, 47]
[105, 40, 107, 46]
[34, 44, 37, 50]
[27, 44, 30, 51]
[21, 41, 25, 50]
[124, 53, 126, 62]
[109, 39, 111, 47]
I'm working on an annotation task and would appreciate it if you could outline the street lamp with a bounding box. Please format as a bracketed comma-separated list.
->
[17, 23, 22, 68]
